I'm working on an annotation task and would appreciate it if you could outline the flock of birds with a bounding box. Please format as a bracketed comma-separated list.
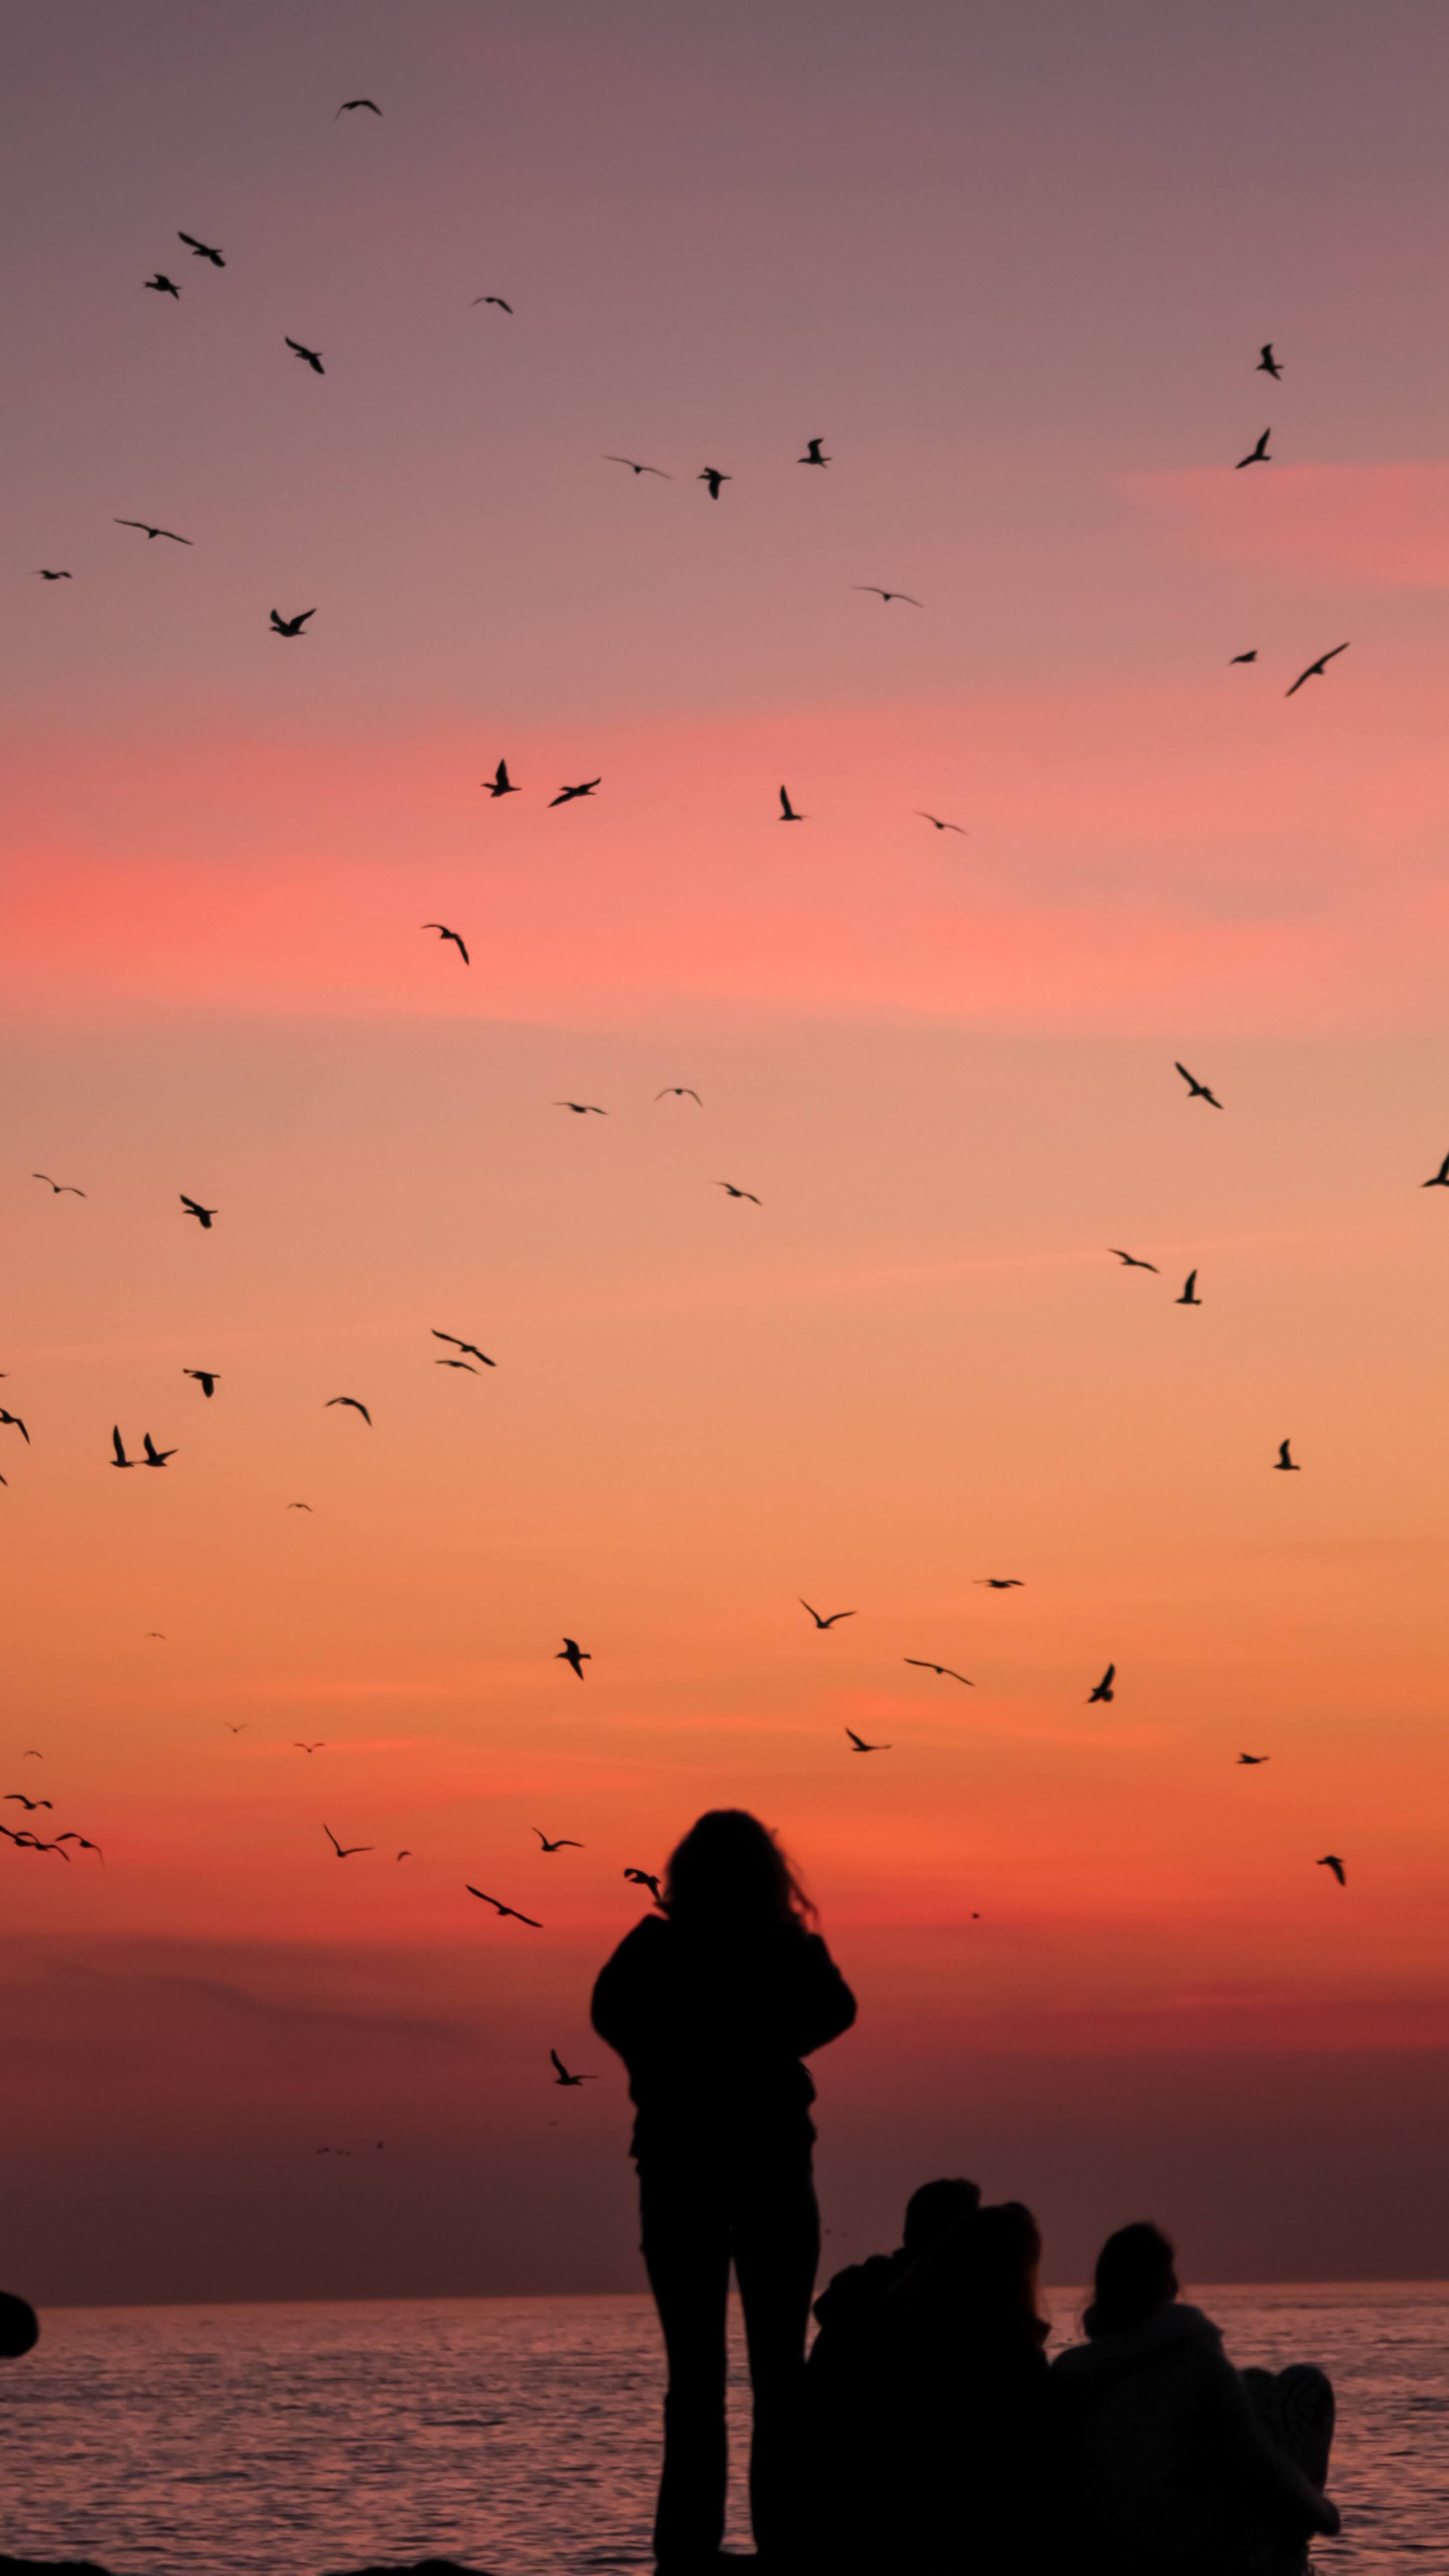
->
[18, 99, 1447, 2093]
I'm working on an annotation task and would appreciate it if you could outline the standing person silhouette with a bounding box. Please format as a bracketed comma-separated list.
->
[593, 1810, 856, 2574]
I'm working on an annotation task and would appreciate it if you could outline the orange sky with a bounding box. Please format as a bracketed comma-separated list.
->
[3, 0, 1448, 2300]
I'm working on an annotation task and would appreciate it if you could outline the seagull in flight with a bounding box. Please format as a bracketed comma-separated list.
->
[1176, 1271, 1202, 1306]
[1274, 1439, 1300, 1472]
[550, 2050, 596, 2086]
[1422, 1151, 1449, 1189]
[845, 1727, 890, 1752]
[326, 1397, 372, 1424]
[142, 1433, 176, 1467]
[4, 1795, 52, 1812]
[295, 1742, 326, 1753]
[1285, 643, 1350, 698]
[33, 1172, 85, 1196]
[0, 1411, 28, 1444]
[432, 1331, 495, 1366]
[699, 467, 731, 498]
[854, 586, 923, 606]
[801, 1600, 855, 1629]
[903, 1659, 973, 1685]
[716, 1181, 761, 1203]
[484, 758, 519, 798]
[1108, 1248, 1158, 1272]
[624, 1867, 663, 1904]
[144, 273, 180, 298]
[116, 519, 191, 544]
[1257, 343, 1282, 378]
[798, 437, 830, 466]
[1235, 428, 1271, 468]
[1229, 650, 1257, 664]
[53, 1832, 104, 1862]
[778, 785, 804, 821]
[285, 337, 325, 374]
[549, 779, 600, 806]
[183, 1370, 219, 1396]
[270, 608, 314, 636]
[323, 1824, 373, 1858]
[534, 1830, 584, 1852]
[605, 456, 671, 477]
[221, 1722, 247, 1733]
[655, 1086, 702, 1104]
[555, 1100, 607, 1116]
[975, 1578, 1023, 1590]
[472, 295, 512, 312]
[1175, 1063, 1223, 1107]
[437, 1358, 478, 1373]
[110, 1427, 134, 1469]
[1238, 1753, 1271, 1765]
[1087, 1663, 1116, 1704]
[337, 98, 382, 115]
[917, 813, 966, 832]
[422, 922, 469, 964]
[1317, 1854, 1346, 1886]
[287, 1502, 313, 1511]
[557, 1637, 591, 1678]
[178, 232, 225, 267]
[36, 570, 72, 580]
[466, 1885, 542, 1926]
[180, 1195, 217, 1227]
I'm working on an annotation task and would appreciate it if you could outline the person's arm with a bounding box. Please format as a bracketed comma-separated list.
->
[789, 1931, 857, 2055]
[590, 1920, 661, 2061]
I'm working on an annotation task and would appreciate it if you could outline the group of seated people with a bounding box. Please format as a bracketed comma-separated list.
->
[805, 2184, 1340, 2575]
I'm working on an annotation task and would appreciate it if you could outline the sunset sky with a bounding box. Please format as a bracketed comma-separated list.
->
[3, 0, 1448, 2306]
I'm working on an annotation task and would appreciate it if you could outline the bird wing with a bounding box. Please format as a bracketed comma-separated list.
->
[323, 1826, 342, 1854]
[845, 1729, 866, 1748]
[111, 1426, 127, 1464]
[550, 2049, 568, 2077]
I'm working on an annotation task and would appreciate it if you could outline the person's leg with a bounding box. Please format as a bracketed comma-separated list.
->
[733, 2162, 821, 2568]
[1242, 2364, 1335, 2576]
[640, 2165, 733, 2571]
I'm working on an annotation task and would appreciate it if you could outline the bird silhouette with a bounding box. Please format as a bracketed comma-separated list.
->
[1238, 1753, 1271, 1765]
[1175, 1063, 1223, 1107]
[432, 1331, 496, 1366]
[1318, 1855, 1346, 1887]
[484, 759, 519, 798]
[178, 232, 225, 266]
[36, 570, 72, 580]
[655, 1086, 702, 1104]
[845, 1727, 890, 1752]
[326, 1397, 372, 1424]
[549, 779, 600, 806]
[295, 1742, 326, 1753]
[699, 467, 731, 498]
[778, 785, 804, 821]
[605, 456, 671, 478]
[11, 1832, 69, 1859]
[1176, 1271, 1202, 1306]
[110, 1427, 134, 1469]
[624, 1867, 663, 1904]
[535, 1830, 584, 1852]
[144, 273, 180, 298]
[180, 1195, 216, 1227]
[557, 1638, 590, 1678]
[551, 2049, 596, 2085]
[1274, 1439, 1300, 1472]
[554, 1100, 607, 1116]
[716, 1181, 761, 1203]
[183, 1370, 219, 1396]
[422, 923, 469, 964]
[4, 1795, 52, 1811]
[1108, 1248, 1159, 1272]
[0, 1412, 30, 1445]
[975, 1578, 1023, 1589]
[116, 520, 191, 544]
[337, 98, 382, 115]
[1235, 428, 1271, 468]
[53, 1832, 104, 1862]
[287, 1502, 313, 1511]
[801, 1600, 855, 1629]
[270, 609, 314, 637]
[1257, 343, 1282, 378]
[1087, 1664, 1116, 1704]
[903, 1659, 974, 1685]
[1229, 650, 1257, 665]
[916, 813, 966, 832]
[285, 337, 325, 374]
[1422, 1151, 1449, 1188]
[33, 1174, 85, 1194]
[472, 295, 512, 312]
[1285, 643, 1350, 698]
[222, 1722, 247, 1733]
[466, 1886, 542, 1926]
[323, 1824, 373, 1858]
[142, 1433, 176, 1467]
[436, 1359, 478, 1373]
[798, 438, 830, 466]
[396, 1851, 411, 1861]
[854, 587, 923, 606]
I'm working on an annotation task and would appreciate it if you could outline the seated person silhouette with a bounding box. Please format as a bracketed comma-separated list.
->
[0, 2290, 39, 2359]
[808, 2174, 980, 2389]
[1052, 2222, 1339, 2576]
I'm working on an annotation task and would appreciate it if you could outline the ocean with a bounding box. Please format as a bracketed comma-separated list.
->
[0, 2286, 1442, 2573]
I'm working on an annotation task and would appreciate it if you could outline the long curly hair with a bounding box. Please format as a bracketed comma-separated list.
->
[663, 1809, 815, 1930]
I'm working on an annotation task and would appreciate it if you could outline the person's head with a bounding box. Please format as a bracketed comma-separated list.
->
[903, 2175, 981, 2257]
[973, 2201, 1043, 2322]
[1084, 2222, 1178, 2337]
[0, 2293, 39, 2359]
[663, 1810, 813, 1932]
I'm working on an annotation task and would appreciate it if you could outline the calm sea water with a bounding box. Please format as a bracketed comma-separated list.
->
[0, 2286, 1443, 2574]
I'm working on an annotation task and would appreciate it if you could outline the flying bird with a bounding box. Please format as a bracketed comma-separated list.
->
[396, 1851, 411, 1861]
[183, 1370, 218, 1396]
[554, 1100, 607, 1115]
[1087, 1664, 1116, 1704]
[903, 1660, 974, 1685]
[11, 1833, 69, 1859]
[52, 1833, 104, 1862]
[1317, 1855, 1346, 1887]
[778, 785, 804, 821]
[1108, 1249, 1159, 1272]
[604, 456, 671, 477]
[798, 438, 830, 466]
[36, 570, 72, 580]
[1235, 428, 1271, 468]
[269, 609, 314, 636]
[1229, 650, 1257, 665]
[222, 1722, 247, 1734]
[699, 467, 731, 498]
[1422, 1152, 1449, 1189]
[287, 1502, 313, 1511]
[623, 1867, 663, 1904]
[466, 1886, 542, 1927]
[534, 1830, 584, 1852]
[33, 1174, 85, 1194]
[326, 1397, 372, 1424]
[4, 1795, 52, 1812]
[975, 1578, 1023, 1590]
[323, 1824, 373, 1859]
[144, 273, 180, 298]
[432, 1331, 496, 1366]
[854, 586, 923, 606]
[295, 1742, 326, 1753]
[285, 337, 325, 374]
[550, 2050, 596, 2086]
[472, 295, 512, 312]
[845, 1727, 890, 1753]
[1285, 643, 1350, 699]
[422, 923, 469, 964]
[800, 1600, 855, 1629]
[142, 1434, 176, 1467]
[1176, 1271, 1202, 1306]
[336, 98, 382, 115]
[1238, 1753, 1271, 1765]
[436, 1359, 478, 1373]
[484, 759, 519, 798]
[0, 1412, 30, 1445]
[178, 232, 225, 266]
[180, 1196, 217, 1227]
[21, 1751, 43, 1759]
[916, 813, 966, 832]
[716, 1181, 761, 1203]
[655, 1086, 702, 1104]
[1274, 1439, 1300, 1472]
[1257, 343, 1282, 378]
[116, 520, 191, 544]
[1175, 1063, 1223, 1107]
[549, 779, 600, 805]
[557, 1638, 590, 1678]
[110, 1427, 134, 1469]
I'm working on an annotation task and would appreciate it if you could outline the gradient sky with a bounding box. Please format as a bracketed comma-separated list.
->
[3, 0, 1448, 2305]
